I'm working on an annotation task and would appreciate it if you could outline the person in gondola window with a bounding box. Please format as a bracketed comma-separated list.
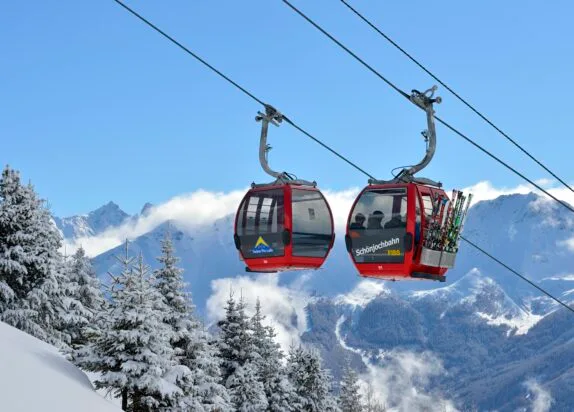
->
[350, 213, 366, 230]
[384, 213, 405, 229]
[367, 210, 384, 229]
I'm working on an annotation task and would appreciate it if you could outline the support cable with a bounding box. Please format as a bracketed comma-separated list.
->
[281, 0, 574, 214]
[339, 0, 574, 195]
[112, 0, 574, 314]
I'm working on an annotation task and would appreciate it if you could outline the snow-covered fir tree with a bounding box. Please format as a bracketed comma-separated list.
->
[0, 165, 67, 347]
[155, 230, 194, 335]
[218, 292, 253, 385]
[287, 345, 340, 412]
[63, 246, 105, 351]
[227, 361, 268, 412]
[77, 244, 178, 411]
[251, 299, 300, 411]
[0, 166, 32, 310]
[338, 361, 363, 412]
[218, 292, 278, 411]
[184, 329, 233, 412]
[155, 231, 231, 411]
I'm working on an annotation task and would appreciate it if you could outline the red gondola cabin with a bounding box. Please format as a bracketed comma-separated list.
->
[345, 182, 453, 281]
[234, 184, 335, 273]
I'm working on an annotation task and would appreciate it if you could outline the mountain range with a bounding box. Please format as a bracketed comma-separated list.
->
[54, 192, 574, 410]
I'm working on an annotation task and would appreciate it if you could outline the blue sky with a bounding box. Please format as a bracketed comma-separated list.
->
[2, 0, 573, 217]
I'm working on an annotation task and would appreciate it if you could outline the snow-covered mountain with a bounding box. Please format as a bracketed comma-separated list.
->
[307, 272, 574, 410]
[0, 320, 119, 411]
[454, 193, 574, 291]
[54, 201, 131, 239]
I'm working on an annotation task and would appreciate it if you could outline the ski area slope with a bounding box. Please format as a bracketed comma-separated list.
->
[0, 321, 120, 412]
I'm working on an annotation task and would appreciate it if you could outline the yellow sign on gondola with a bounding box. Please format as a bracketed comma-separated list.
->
[251, 236, 274, 254]
[255, 236, 269, 248]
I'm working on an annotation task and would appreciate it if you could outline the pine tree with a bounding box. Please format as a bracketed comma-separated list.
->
[155, 231, 231, 411]
[287, 346, 340, 412]
[0, 166, 67, 347]
[251, 299, 300, 411]
[0, 166, 37, 305]
[218, 292, 253, 385]
[228, 361, 268, 412]
[185, 330, 233, 412]
[154, 231, 198, 359]
[64, 247, 105, 351]
[338, 361, 363, 412]
[217, 292, 279, 411]
[77, 245, 178, 411]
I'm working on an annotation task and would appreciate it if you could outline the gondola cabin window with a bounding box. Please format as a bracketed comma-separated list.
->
[292, 189, 333, 258]
[348, 188, 407, 263]
[421, 194, 434, 221]
[236, 189, 285, 258]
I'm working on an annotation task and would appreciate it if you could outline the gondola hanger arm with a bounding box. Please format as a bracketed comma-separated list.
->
[369, 85, 442, 187]
[254, 104, 316, 187]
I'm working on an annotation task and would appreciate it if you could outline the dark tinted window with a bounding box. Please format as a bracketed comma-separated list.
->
[291, 189, 333, 258]
[348, 188, 407, 263]
[236, 189, 285, 258]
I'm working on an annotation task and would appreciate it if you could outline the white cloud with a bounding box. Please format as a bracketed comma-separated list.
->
[460, 180, 534, 205]
[335, 316, 458, 412]
[524, 379, 553, 412]
[542, 274, 574, 281]
[65, 189, 247, 257]
[206, 275, 310, 351]
[461, 180, 574, 208]
[558, 238, 574, 253]
[322, 188, 361, 233]
[334, 280, 389, 308]
[534, 178, 555, 187]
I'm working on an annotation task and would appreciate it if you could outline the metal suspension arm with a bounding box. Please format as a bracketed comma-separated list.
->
[256, 104, 284, 180]
[254, 104, 316, 187]
[404, 86, 441, 178]
[369, 85, 442, 186]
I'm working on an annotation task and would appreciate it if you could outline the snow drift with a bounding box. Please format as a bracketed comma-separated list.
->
[0, 321, 119, 412]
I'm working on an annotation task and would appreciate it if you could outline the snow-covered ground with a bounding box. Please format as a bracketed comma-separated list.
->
[0, 321, 120, 412]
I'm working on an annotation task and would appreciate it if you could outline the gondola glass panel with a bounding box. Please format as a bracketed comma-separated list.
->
[236, 189, 285, 259]
[292, 189, 333, 258]
[348, 188, 407, 264]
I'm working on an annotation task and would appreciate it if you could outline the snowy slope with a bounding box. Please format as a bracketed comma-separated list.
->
[415, 271, 545, 336]
[0, 321, 120, 412]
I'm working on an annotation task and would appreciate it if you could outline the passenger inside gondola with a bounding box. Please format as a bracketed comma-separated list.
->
[367, 210, 384, 229]
[384, 213, 406, 229]
[350, 213, 366, 230]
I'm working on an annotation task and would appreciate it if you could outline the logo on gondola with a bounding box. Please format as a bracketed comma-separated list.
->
[251, 236, 274, 254]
